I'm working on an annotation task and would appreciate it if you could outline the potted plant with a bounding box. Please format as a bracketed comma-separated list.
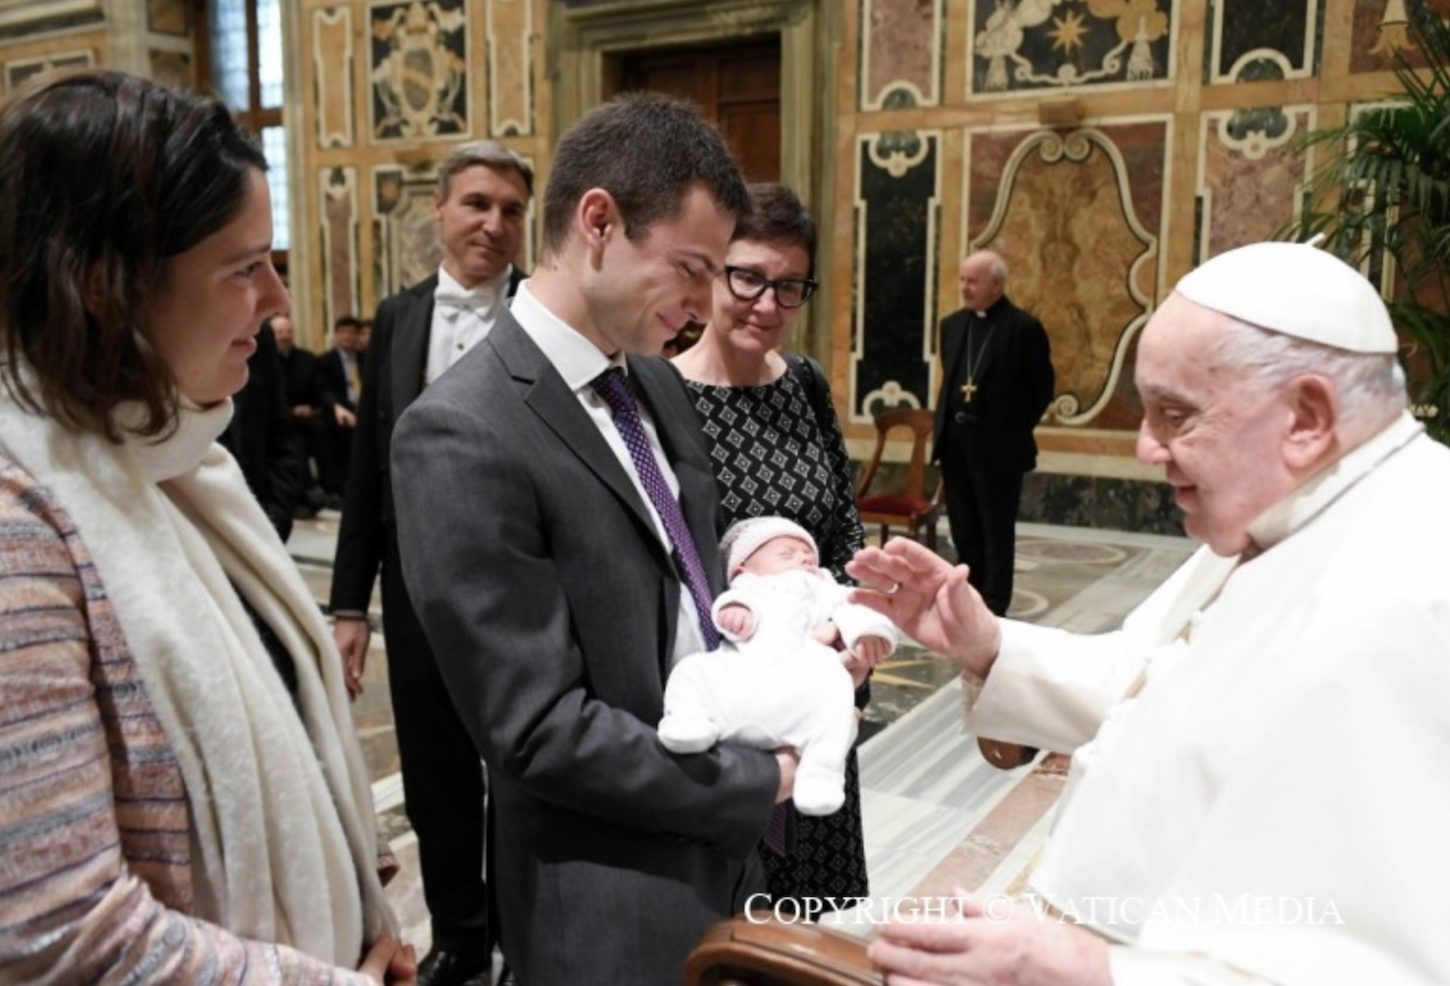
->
[1291, 4, 1450, 442]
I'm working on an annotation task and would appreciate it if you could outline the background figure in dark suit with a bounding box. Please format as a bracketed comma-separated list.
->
[219, 319, 304, 540]
[273, 313, 327, 516]
[329, 138, 533, 986]
[331, 140, 532, 986]
[391, 95, 791, 986]
[316, 314, 365, 504]
[933, 250, 1055, 616]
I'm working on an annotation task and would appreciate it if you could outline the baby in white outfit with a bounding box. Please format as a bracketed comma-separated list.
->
[658, 517, 897, 815]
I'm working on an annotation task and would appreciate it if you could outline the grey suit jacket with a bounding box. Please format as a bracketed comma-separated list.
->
[391, 311, 779, 985]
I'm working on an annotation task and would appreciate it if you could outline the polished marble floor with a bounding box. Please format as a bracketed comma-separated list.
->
[286, 515, 1194, 957]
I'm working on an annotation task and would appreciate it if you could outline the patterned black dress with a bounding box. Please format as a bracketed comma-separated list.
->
[684, 354, 870, 903]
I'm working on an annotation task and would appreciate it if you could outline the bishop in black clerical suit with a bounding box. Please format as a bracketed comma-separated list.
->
[932, 250, 1055, 616]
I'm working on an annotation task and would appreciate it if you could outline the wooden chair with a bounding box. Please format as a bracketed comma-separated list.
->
[685, 916, 882, 986]
[855, 409, 942, 549]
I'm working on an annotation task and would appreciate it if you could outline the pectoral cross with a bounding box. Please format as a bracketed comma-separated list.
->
[960, 377, 978, 404]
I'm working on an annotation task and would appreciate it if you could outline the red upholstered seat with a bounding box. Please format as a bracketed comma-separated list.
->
[855, 493, 931, 516]
[854, 409, 941, 549]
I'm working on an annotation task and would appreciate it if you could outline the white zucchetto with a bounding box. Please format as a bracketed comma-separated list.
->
[1175, 241, 1398, 354]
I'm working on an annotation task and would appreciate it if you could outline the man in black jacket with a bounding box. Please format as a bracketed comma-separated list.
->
[274, 313, 327, 514]
[933, 250, 1055, 616]
[220, 319, 303, 540]
[315, 314, 364, 504]
[330, 140, 532, 986]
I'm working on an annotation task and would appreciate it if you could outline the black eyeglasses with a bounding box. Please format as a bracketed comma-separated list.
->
[723, 266, 818, 309]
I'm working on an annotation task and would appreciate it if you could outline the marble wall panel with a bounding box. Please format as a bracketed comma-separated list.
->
[968, 0, 1176, 98]
[860, 0, 941, 109]
[852, 131, 940, 422]
[1207, 0, 1317, 82]
[322, 167, 361, 325]
[1196, 106, 1314, 262]
[315, 7, 355, 148]
[1349, 0, 1450, 71]
[3, 48, 91, 91]
[146, 0, 189, 36]
[148, 48, 191, 87]
[1020, 472, 1183, 534]
[373, 165, 443, 299]
[964, 122, 1166, 431]
[0, 1, 103, 40]
[486, 0, 533, 136]
[369, 0, 468, 142]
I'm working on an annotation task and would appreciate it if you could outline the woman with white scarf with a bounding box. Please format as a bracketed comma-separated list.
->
[0, 70, 413, 983]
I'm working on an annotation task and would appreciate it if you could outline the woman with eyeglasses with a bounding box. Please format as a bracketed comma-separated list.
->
[671, 183, 872, 913]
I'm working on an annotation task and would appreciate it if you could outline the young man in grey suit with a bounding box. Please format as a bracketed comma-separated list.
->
[332, 140, 532, 986]
[391, 95, 797, 985]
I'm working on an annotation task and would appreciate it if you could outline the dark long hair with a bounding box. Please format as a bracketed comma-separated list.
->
[0, 69, 267, 439]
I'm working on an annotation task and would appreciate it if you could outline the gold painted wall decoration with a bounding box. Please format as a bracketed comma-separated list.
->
[969, 0, 1175, 96]
[369, 0, 468, 142]
[966, 125, 1164, 427]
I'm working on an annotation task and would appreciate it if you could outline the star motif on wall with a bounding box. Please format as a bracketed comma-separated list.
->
[1049, 10, 1090, 54]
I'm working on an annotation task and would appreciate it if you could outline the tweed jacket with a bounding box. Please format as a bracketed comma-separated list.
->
[0, 459, 388, 984]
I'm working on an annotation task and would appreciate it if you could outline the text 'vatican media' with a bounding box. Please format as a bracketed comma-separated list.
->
[744, 893, 1346, 927]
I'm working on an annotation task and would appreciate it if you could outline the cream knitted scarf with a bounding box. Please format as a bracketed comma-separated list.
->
[0, 391, 397, 964]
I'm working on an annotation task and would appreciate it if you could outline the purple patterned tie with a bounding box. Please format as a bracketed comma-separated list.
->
[593, 367, 788, 855]
[591, 367, 720, 650]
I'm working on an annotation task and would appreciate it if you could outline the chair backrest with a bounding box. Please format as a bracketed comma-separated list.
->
[856, 408, 935, 500]
[685, 916, 883, 985]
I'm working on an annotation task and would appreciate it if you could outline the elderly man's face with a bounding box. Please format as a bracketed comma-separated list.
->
[1134, 293, 1300, 556]
[958, 253, 1003, 311]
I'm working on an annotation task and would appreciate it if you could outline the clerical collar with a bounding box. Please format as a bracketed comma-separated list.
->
[972, 295, 1008, 320]
[1246, 412, 1424, 552]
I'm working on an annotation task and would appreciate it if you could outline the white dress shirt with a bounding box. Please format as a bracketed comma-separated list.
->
[425, 264, 513, 386]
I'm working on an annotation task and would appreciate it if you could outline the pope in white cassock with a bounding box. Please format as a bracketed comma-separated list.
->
[848, 241, 1450, 985]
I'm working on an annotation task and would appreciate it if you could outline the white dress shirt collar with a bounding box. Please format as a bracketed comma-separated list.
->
[434, 264, 510, 317]
[509, 281, 625, 389]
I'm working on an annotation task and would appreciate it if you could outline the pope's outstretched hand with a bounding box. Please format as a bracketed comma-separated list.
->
[846, 538, 1001, 677]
